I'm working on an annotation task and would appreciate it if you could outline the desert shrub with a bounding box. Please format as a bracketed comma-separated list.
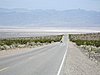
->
[0, 35, 63, 50]
[71, 40, 100, 47]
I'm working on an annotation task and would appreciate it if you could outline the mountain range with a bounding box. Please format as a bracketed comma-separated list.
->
[0, 8, 100, 27]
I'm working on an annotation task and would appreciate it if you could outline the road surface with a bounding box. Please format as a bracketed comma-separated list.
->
[0, 35, 68, 75]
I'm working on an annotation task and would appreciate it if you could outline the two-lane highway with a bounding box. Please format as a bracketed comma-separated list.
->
[0, 35, 68, 75]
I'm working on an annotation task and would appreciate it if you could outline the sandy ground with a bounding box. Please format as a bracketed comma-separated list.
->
[0, 44, 51, 58]
[63, 42, 100, 75]
[0, 47, 33, 57]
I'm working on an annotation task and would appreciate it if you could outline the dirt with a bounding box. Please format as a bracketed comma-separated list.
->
[63, 42, 100, 75]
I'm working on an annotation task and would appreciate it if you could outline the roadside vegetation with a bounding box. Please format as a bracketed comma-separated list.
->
[69, 33, 100, 62]
[70, 40, 100, 47]
[0, 35, 63, 51]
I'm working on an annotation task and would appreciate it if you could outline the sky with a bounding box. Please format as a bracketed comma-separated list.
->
[0, 0, 100, 11]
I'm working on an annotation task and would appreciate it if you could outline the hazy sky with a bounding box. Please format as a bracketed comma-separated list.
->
[0, 0, 100, 11]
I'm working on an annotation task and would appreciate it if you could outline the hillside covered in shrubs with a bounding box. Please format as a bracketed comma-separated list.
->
[69, 33, 100, 62]
[69, 33, 100, 47]
[0, 35, 63, 51]
[69, 33, 100, 40]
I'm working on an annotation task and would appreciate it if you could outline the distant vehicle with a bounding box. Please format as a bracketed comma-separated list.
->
[60, 41, 63, 43]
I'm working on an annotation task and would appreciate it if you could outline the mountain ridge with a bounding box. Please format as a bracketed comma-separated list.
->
[0, 8, 100, 27]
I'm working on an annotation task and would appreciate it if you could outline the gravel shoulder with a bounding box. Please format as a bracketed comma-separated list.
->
[63, 42, 100, 75]
[0, 43, 56, 58]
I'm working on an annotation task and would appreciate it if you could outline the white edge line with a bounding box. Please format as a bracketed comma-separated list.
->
[57, 35, 68, 75]
[0, 67, 9, 72]
[57, 48, 68, 75]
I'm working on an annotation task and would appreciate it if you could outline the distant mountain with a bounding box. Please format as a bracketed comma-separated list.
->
[0, 8, 100, 27]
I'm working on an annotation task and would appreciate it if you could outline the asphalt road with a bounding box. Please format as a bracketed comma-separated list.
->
[0, 35, 68, 75]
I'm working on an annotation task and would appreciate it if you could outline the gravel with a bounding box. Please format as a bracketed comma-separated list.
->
[63, 42, 100, 75]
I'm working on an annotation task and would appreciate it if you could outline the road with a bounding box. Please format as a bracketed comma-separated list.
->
[0, 35, 68, 75]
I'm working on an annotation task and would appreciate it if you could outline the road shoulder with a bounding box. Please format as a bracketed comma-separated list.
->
[63, 42, 100, 75]
[0, 43, 58, 58]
